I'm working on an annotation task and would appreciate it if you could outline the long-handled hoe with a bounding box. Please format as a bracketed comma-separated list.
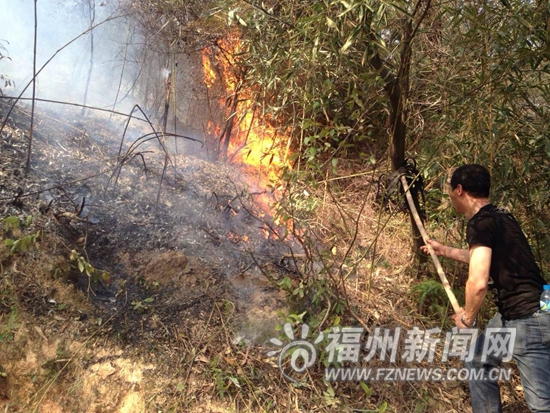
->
[400, 175, 461, 313]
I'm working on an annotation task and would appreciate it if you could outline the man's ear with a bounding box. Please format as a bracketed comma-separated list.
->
[455, 184, 463, 195]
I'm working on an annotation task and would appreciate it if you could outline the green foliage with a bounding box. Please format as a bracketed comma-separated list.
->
[3, 216, 20, 232]
[0, 307, 19, 343]
[411, 279, 458, 320]
[276, 310, 308, 328]
[322, 382, 340, 407]
[70, 250, 94, 277]
[237, 0, 409, 172]
[4, 233, 40, 254]
[69, 250, 110, 284]
[209, 356, 242, 400]
[131, 297, 154, 313]
[3, 215, 39, 254]
[415, 0, 550, 273]
[235, 0, 550, 277]
[3, 215, 33, 232]
[360, 381, 372, 398]
[277, 276, 292, 292]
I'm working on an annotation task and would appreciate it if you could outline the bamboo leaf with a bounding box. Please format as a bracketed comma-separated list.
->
[340, 36, 354, 53]
[326, 17, 337, 29]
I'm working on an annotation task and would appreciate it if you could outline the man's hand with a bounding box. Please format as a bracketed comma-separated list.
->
[420, 239, 447, 257]
[421, 240, 470, 263]
[453, 307, 470, 328]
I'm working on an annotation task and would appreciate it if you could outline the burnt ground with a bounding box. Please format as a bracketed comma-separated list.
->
[5, 97, 297, 333]
[0, 99, 308, 412]
[0, 99, 532, 412]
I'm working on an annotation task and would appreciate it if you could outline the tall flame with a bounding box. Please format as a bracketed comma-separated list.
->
[201, 35, 290, 186]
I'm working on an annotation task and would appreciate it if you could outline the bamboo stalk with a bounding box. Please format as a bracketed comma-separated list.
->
[25, 0, 38, 178]
[400, 175, 460, 313]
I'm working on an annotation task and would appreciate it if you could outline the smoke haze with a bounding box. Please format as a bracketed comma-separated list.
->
[0, 0, 143, 115]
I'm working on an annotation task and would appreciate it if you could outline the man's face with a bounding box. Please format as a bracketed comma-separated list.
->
[448, 184, 464, 215]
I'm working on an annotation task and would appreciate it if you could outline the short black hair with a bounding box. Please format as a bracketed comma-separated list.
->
[450, 164, 490, 198]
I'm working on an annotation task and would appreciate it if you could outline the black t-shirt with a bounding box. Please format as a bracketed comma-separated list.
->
[467, 204, 545, 319]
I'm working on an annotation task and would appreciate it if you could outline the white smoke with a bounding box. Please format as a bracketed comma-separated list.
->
[0, 0, 138, 115]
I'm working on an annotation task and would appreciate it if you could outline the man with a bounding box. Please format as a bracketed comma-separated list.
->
[421, 164, 550, 412]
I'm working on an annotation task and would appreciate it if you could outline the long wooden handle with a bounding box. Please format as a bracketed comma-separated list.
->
[400, 176, 461, 313]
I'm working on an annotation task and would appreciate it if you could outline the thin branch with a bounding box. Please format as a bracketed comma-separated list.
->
[110, 21, 131, 118]
[25, 0, 38, 178]
[0, 95, 150, 123]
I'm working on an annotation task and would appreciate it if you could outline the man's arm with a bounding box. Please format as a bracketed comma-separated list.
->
[421, 239, 470, 264]
[455, 245, 492, 327]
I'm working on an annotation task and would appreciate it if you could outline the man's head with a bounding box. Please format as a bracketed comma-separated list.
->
[449, 164, 491, 216]
[450, 164, 490, 198]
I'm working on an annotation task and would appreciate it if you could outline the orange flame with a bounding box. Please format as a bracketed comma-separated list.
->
[201, 34, 292, 216]
[202, 52, 216, 89]
[206, 120, 222, 137]
[227, 231, 250, 244]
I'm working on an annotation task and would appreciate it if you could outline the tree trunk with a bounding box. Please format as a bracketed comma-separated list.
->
[369, 4, 428, 264]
